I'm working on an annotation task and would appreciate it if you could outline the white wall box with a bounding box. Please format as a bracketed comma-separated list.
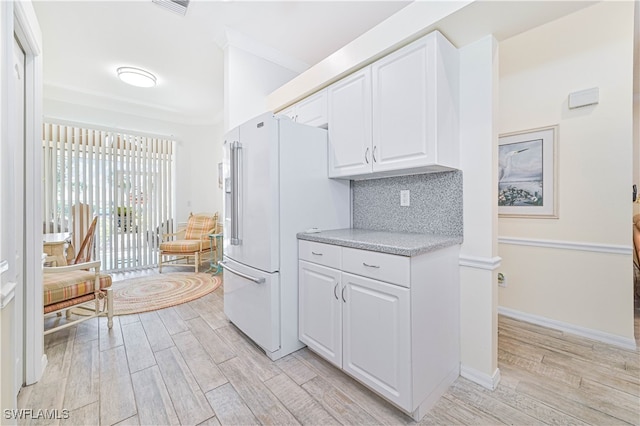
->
[280, 90, 328, 127]
[327, 31, 459, 179]
[298, 239, 460, 420]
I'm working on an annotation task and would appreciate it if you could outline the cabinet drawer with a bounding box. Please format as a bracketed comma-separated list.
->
[299, 240, 341, 269]
[342, 247, 410, 287]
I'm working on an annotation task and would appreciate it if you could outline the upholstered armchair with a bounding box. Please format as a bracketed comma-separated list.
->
[633, 214, 640, 297]
[158, 212, 218, 273]
[43, 260, 113, 335]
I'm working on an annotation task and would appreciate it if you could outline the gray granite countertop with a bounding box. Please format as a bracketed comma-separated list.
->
[297, 228, 462, 257]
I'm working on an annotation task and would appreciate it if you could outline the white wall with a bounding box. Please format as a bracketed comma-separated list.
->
[634, 2, 639, 216]
[224, 44, 298, 132]
[1, 1, 17, 410]
[2, 0, 44, 415]
[267, 1, 471, 112]
[0, 4, 15, 413]
[176, 123, 224, 219]
[0, 301, 15, 422]
[498, 2, 636, 343]
[0, 2, 7, 376]
[44, 99, 224, 222]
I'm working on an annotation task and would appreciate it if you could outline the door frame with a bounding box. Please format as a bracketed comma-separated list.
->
[2, 0, 44, 390]
[12, 35, 25, 396]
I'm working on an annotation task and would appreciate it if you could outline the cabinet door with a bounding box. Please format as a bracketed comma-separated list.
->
[296, 90, 327, 127]
[342, 272, 411, 410]
[372, 35, 436, 172]
[299, 260, 342, 367]
[327, 68, 372, 178]
[279, 106, 296, 122]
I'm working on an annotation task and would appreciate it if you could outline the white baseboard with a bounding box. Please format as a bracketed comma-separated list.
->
[498, 306, 637, 350]
[460, 364, 500, 390]
[27, 354, 48, 386]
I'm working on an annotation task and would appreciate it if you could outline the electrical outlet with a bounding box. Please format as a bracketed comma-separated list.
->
[498, 272, 507, 287]
[400, 190, 410, 207]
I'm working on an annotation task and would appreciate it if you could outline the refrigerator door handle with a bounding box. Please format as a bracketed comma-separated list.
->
[230, 141, 242, 245]
[220, 261, 265, 284]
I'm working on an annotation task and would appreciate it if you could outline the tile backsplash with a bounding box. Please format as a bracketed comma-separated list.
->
[352, 171, 463, 237]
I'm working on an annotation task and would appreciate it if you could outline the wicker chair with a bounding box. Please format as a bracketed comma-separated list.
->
[158, 212, 218, 273]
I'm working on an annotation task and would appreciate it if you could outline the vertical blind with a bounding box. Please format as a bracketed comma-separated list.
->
[42, 122, 175, 272]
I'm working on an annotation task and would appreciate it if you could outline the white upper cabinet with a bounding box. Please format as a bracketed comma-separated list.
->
[279, 105, 296, 122]
[327, 68, 372, 178]
[279, 90, 328, 128]
[296, 90, 327, 127]
[327, 31, 459, 179]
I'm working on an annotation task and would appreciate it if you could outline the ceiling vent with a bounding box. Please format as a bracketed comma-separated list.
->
[152, 0, 189, 16]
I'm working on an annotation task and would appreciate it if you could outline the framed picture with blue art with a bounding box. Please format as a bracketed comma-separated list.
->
[498, 125, 558, 218]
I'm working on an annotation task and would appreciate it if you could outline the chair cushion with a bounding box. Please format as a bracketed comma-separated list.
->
[159, 239, 210, 254]
[43, 271, 112, 307]
[184, 214, 217, 240]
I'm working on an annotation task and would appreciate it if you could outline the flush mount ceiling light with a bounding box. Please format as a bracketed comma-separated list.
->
[117, 67, 157, 88]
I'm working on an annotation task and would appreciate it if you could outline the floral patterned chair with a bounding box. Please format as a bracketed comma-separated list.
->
[158, 212, 218, 273]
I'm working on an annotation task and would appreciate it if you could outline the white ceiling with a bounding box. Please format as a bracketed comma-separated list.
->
[33, 0, 411, 125]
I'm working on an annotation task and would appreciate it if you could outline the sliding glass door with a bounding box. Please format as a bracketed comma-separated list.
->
[42, 122, 175, 271]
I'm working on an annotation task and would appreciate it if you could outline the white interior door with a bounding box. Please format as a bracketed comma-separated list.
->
[12, 36, 25, 394]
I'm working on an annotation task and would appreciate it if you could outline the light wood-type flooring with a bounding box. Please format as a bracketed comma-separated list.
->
[19, 269, 640, 425]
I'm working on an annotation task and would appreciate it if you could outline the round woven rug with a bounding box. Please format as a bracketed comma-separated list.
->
[111, 272, 222, 315]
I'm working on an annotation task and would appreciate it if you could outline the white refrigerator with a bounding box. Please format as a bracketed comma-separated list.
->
[221, 112, 351, 361]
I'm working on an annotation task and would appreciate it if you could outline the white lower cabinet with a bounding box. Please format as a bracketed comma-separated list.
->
[342, 272, 411, 409]
[298, 239, 460, 420]
[298, 260, 342, 367]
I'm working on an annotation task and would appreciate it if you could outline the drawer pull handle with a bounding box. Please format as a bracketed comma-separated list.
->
[311, 251, 323, 256]
[333, 283, 339, 300]
[362, 262, 380, 269]
[341, 285, 347, 303]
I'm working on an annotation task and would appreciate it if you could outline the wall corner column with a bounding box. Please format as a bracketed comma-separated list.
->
[458, 35, 501, 389]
